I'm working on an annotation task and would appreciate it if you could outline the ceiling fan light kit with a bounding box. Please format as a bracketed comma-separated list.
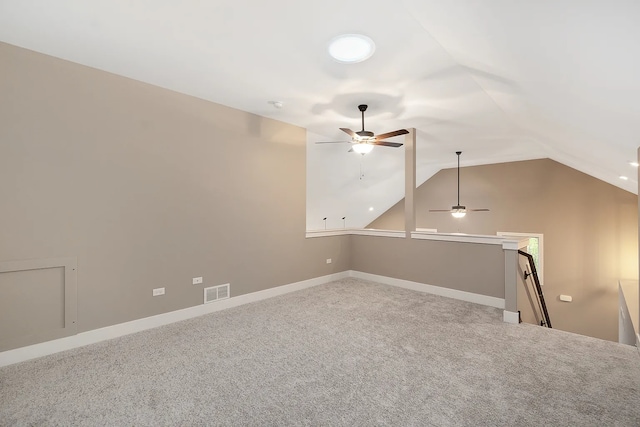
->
[352, 144, 374, 154]
[451, 206, 466, 218]
[429, 151, 490, 218]
[315, 104, 408, 154]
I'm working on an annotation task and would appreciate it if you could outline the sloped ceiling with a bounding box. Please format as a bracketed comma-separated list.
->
[1, 1, 638, 230]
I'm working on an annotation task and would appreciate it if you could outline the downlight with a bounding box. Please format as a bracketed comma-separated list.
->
[328, 34, 375, 63]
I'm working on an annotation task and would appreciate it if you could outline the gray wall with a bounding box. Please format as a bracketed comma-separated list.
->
[0, 42, 350, 351]
[368, 159, 638, 341]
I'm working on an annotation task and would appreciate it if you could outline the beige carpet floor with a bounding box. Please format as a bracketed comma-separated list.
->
[1, 278, 639, 426]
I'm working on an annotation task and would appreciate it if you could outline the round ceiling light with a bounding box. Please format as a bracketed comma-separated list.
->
[328, 34, 376, 63]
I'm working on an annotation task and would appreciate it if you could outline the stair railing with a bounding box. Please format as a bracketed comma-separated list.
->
[518, 249, 552, 328]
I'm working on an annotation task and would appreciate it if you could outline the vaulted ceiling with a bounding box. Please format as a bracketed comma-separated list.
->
[2, 1, 638, 229]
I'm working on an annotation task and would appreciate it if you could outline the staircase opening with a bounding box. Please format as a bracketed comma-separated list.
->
[498, 232, 549, 327]
[518, 249, 552, 328]
[498, 232, 543, 284]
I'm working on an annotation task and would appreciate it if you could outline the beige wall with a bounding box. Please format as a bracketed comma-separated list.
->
[351, 236, 505, 299]
[368, 159, 638, 341]
[5, 40, 626, 352]
[0, 42, 351, 351]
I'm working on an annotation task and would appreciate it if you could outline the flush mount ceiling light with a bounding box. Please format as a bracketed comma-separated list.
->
[630, 161, 639, 167]
[620, 176, 629, 180]
[328, 34, 375, 63]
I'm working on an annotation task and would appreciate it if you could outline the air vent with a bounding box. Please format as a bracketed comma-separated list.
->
[217, 284, 229, 299]
[204, 283, 230, 304]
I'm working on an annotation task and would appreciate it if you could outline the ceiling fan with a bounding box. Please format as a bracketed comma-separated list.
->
[316, 104, 408, 154]
[429, 151, 490, 218]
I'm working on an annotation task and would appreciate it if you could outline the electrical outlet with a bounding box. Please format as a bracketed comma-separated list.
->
[326, 258, 332, 264]
[193, 277, 203, 285]
[152, 287, 165, 296]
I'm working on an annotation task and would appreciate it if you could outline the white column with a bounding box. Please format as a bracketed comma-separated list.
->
[404, 129, 416, 238]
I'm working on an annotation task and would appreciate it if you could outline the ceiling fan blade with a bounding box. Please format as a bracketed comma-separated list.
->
[340, 128, 356, 138]
[469, 208, 490, 212]
[428, 209, 453, 212]
[373, 141, 403, 148]
[315, 141, 351, 144]
[374, 129, 409, 140]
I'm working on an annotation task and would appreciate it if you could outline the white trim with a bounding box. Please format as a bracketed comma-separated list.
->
[305, 229, 350, 238]
[0, 271, 349, 367]
[501, 240, 519, 250]
[307, 228, 520, 246]
[349, 270, 505, 309]
[411, 231, 516, 248]
[305, 228, 405, 238]
[498, 231, 544, 284]
[0, 269, 511, 367]
[503, 310, 520, 324]
[350, 229, 405, 238]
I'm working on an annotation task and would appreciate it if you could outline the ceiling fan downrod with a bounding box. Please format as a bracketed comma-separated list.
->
[456, 151, 462, 206]
[358, 104, 367, 132]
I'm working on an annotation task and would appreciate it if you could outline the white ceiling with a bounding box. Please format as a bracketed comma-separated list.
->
[1, 1, 639, 229]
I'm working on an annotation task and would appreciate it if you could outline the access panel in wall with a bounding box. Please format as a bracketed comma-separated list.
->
[0, 257, 77, 352]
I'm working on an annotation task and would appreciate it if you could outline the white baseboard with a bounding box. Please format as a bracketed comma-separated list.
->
[503, 310, 520, 324]
[0, 270, 509, 367]
[349, 270, 505, 309]
[0, 271, 349, 367]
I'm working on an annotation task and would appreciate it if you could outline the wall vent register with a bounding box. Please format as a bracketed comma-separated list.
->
[204, 284, 230, 304]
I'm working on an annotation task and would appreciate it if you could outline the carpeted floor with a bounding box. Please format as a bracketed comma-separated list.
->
[1, 278, 639, 426]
